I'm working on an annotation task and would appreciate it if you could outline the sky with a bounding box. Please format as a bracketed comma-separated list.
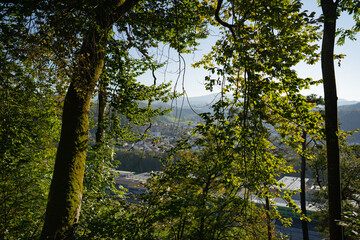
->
[139, 1, 360, 101]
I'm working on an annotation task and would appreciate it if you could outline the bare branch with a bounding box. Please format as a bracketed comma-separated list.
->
[215, 0, 236, 37]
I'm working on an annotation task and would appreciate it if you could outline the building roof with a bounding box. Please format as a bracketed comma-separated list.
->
[276, 176, 311, 191]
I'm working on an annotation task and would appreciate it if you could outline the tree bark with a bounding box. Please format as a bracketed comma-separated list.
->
[95, 78, 107, 144]
[40, 25, 108, 239]
[265, 193, 272, 240]
[300, 130, 309, 240]
[320, 0, 343, 239]
[40, 2, 141, 238]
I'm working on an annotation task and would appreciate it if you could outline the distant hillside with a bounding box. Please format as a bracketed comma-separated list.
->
[339, 102, 360, 110]
[186, 93, 222, 107]
[338, 99, 360, 106]
[158, 95, 360, 144]
[152, 94, 219, 124]
[338, 103, 360, 143]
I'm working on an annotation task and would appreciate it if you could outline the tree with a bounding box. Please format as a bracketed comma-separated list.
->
[299, 95, 324, 240]
[145, 130, 273, 239]
[0, 5, 64, 238]
[340, 144, 360, 239]
[300, 130, 310, 240]
[0, 65, 61, 240]
[197, 0, 323, 236]
[78, 36, 176, 239]
[309, 133, 360, 239]
[39, 2, 141, 238]
[320, 1, 343, 238]
[1, 1, 210, 238]
[319, 0, 360, 239]
[143, 0, 323, 239]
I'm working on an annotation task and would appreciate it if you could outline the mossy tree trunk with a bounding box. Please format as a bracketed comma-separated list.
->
[40, 26, 108, 239]
[40, 1, 139, 239]
[320, 0, 343, 239]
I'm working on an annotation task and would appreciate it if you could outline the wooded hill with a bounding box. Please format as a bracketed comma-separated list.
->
[154, 94, 360, 144]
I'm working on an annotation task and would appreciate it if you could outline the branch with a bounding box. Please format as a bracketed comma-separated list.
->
[215, 0, 236, 37]
[111, 0, 141, 25]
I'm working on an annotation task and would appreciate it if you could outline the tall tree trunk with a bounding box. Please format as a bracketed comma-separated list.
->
[320, 1, 343, 239]
[96, 78, 107, 144]
[265, 194, 272, 240]
[300, 130, 309, 240]
[40, 2, 140, 238]
[40, 26, 108, 239]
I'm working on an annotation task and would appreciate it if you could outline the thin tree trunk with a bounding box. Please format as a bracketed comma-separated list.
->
[300, 130, 309, 240]
[96, 78, 107, 144]
[320, 0, 343, 239]
[265, 194, 272, 240]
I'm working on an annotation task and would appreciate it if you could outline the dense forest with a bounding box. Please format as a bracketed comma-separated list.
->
[1, 0, 360, 239]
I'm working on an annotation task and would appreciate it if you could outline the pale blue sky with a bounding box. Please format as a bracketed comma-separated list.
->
[299, 1, 360, 101]
[139, 1, 360, 101]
